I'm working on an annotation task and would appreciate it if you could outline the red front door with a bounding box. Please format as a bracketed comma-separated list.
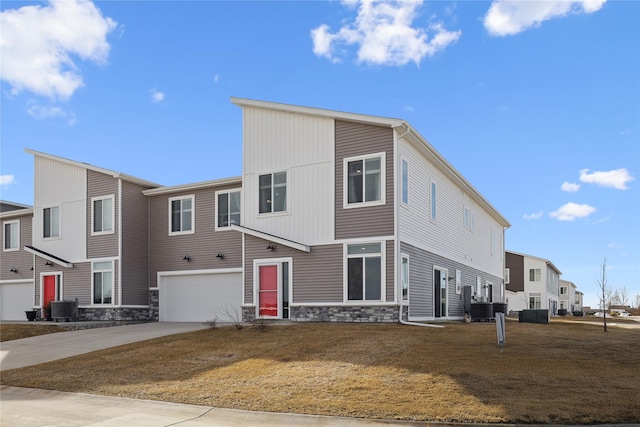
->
[43, 275, 56, 315]
[258, 265, 278, 317]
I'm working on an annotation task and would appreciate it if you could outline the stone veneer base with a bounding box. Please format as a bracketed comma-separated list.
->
[243, 305, 400, 323]
[78, 307, 151, 322]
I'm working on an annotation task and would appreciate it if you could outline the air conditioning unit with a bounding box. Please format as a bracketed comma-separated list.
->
[51, 300, 78, 322]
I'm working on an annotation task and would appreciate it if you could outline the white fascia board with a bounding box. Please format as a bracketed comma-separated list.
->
[24, 148, 160, 188]
[0, 208, 34, 219]
[230, 224, 311, 253]
[143, 176, 242, 196]
[24, 246, 73, 268]
[231, 97, 404, 128]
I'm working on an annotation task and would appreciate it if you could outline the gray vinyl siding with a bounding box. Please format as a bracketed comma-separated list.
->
[121, 181, 152, 305]
[505, 252, 524, 292]
[335, 120, 394, 240]
[1, 214, 33, 281]
[60, 262, 94, 305]
[87, 170, 118, 259]
[148, 185, 242, 287]
[402, 241, 502, 319]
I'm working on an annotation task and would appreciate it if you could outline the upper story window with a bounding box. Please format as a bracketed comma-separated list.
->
[401, 159, 408, 205]
[529, 268, 541, 282]
[346, 242, 382, 301]
[217, 190, 241, 229]
[3, 220, 19, 251]
[92, 195, 114, 235]
[43, 206, 60, 238]
[504, 268, 510, 284]
[560, 286, 568, 295]
[259, 172, 287, 214]
[430, 181, 437, 222]
[169, 195, 194, 235]
[344, 153, 385, 208]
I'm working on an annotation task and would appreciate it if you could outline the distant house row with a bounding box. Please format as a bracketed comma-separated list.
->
[0, 97, 579, 323]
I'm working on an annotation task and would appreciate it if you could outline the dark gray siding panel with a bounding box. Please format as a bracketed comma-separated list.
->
[148, 185, 243, 287]
[505, 252, 524, 292]
[121, 181, 151, 305]
[402, 241, 502, 319]
[0, 214, 33, 281]
[335, 120, 394, 240]
[87, 170, 118, 259]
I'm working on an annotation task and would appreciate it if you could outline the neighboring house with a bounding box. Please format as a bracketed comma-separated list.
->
[574, 290, 583, 312]
[22, 149, 159, 321]
[1, 97, 510, 323]
[0, 202, 34, 321]
[559, 279, 577, 312]
[504, 250, 561, 315]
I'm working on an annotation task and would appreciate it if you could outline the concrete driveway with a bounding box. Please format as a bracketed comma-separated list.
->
[0, 322, 207, 371]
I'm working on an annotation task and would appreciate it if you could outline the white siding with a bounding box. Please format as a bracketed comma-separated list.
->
[398, 138, 504, 280]
[523, 257, 550, 308]
[242, 107, 335, 245]
[33, 157, 87, 262]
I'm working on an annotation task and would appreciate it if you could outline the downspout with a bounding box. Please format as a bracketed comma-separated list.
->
[395, 124, 443, 329]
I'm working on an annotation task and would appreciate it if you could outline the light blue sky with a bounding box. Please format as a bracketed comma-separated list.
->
[1, 0, 638, 308]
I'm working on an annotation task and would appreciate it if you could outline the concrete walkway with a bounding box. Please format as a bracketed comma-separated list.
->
[0, 322, 207, 371]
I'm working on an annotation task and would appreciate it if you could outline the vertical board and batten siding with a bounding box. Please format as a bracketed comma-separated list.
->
[148, 185, 242, 287]
[505, 252, 524, 292]
[401, 241, 503, 319]
[242, 107, 335, 245]
[0, 213, 33, 281]
[398, 138, 504, 280]
[121, 180, 153, 305]
[87, 170, 119, 259]
[32, 156, 87, 262]
[243, 235, 396, 306]
[335, 120, 394, 240]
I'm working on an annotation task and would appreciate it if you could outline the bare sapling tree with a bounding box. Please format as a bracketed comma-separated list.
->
[596, 257, 609, 332]
[618, 286, 629, 307]
[635, 294, 640, 310]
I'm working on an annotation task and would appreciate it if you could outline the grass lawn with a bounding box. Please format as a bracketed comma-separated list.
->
[0, 323, 65, 342]
[1, 321, 638, 423]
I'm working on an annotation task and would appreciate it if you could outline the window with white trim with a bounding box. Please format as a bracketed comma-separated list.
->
[529, 293, 541, 309]
[43, 206, 60, 238]
[347, 243, 382, 301]
[463, 207, 469, 229]
[529, 268, 541, 282]
[560, 286, 567, 295]
[490, 226, 495, 256]
[93, 261, 113, 304]
[401, 159, 408, 205]
[92, 195, 114, 234]
[216, 190, 241, 228]
[470, 210, 475, 232]
[430, 181, 437, 221]
[401, 254, 409, 300]
[504, 268, 510, 284]
[169, 195, 194, 234]
[345, 153, 385, 207]
[259, 172, 287, 214]
[3, 220, 19, 251]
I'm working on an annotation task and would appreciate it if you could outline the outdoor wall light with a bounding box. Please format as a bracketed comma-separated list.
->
[183, 255, 191, 262]
[216, 253, 225, 260]
[266, 244, 275, 251]
[30, 266, 34, 271]
[44, 261, 53, 266]
[10, 267, 18, 273]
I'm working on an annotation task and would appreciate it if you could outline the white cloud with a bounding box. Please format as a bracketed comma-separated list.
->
[26, 101, 77, 125]
[523, 211, 544, 220]
[561, 181, 581, 192]
[0, 0, 117, 100]
[579, 168, 635, 190]
[549, 202, 596, 221]
[0, 175, 16, 189]
[483, 0, 606, 37]
[311, 0, 461, 66]
[151, 89, 165, 103]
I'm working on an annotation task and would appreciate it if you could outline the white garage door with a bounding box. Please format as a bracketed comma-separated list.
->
[159, 272, 242, 322]
[0, 281, 34, 321]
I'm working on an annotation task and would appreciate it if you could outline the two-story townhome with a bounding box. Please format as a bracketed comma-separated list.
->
[559, 279, 577, 313]
[574, 290, 584, 313]
[505, 250, 561, 314]
[0, 201, 34, 321]
[23, 149, 158, 321]
[229, 98, 510, 323]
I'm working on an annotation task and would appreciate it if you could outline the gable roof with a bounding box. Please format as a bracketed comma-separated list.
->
[231, 97, 510, 228]
[25, 148, 161, 188]
[506, 250, 562, 275]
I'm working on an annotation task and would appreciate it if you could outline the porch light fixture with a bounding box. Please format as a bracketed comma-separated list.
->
[183, 255, 191, 262]
[30, 266, 34, 270]
[266, 244, 275, 251]
[10, 267, 18, 273]
[44, 261, 53, 266]
[216, 253, 224, 260]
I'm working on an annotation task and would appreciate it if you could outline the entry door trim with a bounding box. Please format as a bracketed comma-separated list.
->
[40, 272, 62, 307]
[433, 265, 448, 319]
[253, 257, 293, 319]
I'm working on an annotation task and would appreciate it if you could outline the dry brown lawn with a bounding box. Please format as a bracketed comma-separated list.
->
[2, 321, 639, 424]
[0, 323, 65, 342]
